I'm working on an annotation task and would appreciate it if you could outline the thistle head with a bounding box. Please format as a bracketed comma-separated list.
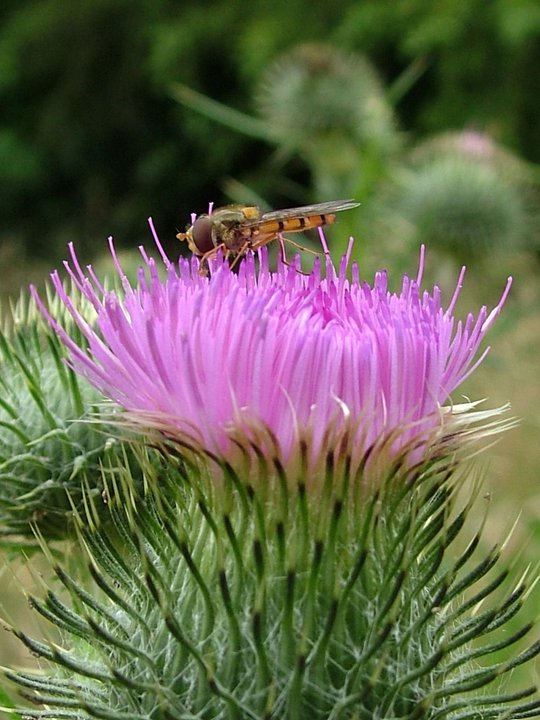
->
[31, 222, 512, 491]
[4, 221, 537, 720]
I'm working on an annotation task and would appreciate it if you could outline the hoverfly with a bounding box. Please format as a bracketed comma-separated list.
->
[177, 199, 359, 270]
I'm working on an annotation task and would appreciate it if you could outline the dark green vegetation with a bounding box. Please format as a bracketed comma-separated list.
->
[1, 0, 540, 277]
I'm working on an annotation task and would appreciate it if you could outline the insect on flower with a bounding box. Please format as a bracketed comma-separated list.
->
[177, 199, 359, 270]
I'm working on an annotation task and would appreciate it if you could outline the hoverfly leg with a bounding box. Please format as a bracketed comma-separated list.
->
[272, 235, 309, 276]
[282, 236, 321, 257]
[197, 244, 226, 276]
[228, 241, 251, 272]
[278, 235, 288, 265]
[197, 261, 210, 277]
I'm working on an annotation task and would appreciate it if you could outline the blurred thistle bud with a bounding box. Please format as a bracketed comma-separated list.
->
[391, 130, 538, 258]
[256, 43, 399, 198]
[256, 43, 396, 148]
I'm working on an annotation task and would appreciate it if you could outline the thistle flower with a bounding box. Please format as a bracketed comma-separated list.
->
[5, 223, 538, 720]
[32, 222, 511, 480]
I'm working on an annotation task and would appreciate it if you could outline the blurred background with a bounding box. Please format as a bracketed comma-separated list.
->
[1, 0, 539, 704]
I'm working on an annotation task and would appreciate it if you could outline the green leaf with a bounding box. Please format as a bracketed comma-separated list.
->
[170, 82, 271, 140]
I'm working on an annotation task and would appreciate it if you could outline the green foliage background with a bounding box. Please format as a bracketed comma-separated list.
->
[1, 0, 540, 272]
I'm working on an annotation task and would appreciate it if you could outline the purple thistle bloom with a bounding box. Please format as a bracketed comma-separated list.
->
[32, 221, 512, 472]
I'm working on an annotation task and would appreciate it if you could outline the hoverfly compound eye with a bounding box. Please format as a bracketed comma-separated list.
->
[190, 216, 215, 255]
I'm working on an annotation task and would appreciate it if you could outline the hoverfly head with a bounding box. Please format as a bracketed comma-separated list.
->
[177, 215, 215, 256]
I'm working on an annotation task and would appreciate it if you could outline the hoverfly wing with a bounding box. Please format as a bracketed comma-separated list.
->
[258, 199, 359, 223]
